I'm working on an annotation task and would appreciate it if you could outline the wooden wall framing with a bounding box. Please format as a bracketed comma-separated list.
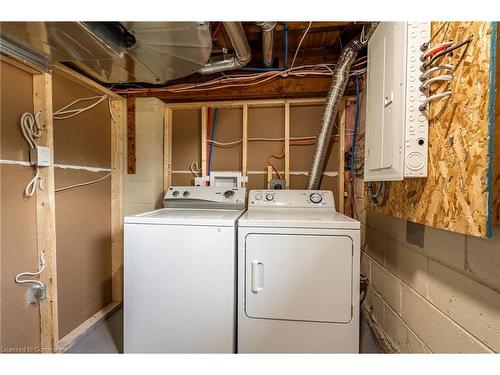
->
[164, 97, 351, 211]
[368, 22, 498, 237]
[0, 56, 125, 352]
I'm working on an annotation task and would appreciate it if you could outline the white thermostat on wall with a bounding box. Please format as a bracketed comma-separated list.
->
[364, 22, 430, 182]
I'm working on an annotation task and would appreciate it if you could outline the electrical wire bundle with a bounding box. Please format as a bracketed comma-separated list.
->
[20, 111, 44, 197]
[419, 22, 473, 112]
[113, 58, 368, 96]
[53, 95, 108, 120]
[52, 94, 114, 193]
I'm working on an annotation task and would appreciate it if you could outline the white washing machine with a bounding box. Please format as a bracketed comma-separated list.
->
[124, 186, 246, 353]
[237, 190, 360, 353]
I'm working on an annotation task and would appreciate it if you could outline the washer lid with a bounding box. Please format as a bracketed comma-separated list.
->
[124, 208, 245, 227]
[238, 208, 360, 229]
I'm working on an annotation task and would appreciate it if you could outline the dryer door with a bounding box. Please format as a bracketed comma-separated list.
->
[244, 233, 353, 323]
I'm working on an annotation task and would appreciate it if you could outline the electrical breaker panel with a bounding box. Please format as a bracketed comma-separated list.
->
[364, 22, 430, 182]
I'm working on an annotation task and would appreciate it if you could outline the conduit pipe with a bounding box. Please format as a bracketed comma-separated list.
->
[256, 22, 276, 67]
[198, 22, 251, 74]
[305, 22, 378, 190]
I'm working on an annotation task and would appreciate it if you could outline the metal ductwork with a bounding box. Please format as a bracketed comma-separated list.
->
[198, 22, 251, 74]
[305, 22, 378, 191]
[0, 22, 213, 83]
[256, 22, 276, 67]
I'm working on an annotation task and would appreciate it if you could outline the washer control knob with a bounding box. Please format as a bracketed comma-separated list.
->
[309, 193, 322, 204]
[183, 191, 190, 197]
[223, 190, 235, 199]
[255, 193, 262, 201]
[172, 190, 180, 197]
[266, 193, 274, 202]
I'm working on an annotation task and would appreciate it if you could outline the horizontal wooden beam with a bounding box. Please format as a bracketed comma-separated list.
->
[128, 76, 339, 103]
[245, 22, 351, 34]
[58, 302, 121, 352]
[164, 97, 326, 110]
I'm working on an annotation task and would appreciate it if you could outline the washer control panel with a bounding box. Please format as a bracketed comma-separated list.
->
[249, 190, 334, 209]
[164, 186, 246, 209]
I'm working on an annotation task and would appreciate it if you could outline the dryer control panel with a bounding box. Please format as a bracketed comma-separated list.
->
[164, 186, 246, 209]
[248, 190, 335, 209]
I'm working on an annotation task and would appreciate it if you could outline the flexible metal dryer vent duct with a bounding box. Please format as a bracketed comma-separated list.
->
[198, 22, 251, 74]
[305, 22, 378, 190]
[256, 22, 276, 67]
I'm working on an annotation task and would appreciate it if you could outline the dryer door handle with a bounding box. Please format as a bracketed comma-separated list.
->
[251, 260, 263, 293]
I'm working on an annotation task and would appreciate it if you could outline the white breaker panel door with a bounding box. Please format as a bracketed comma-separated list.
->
[245, 234, 353, 323]
[364, 22, 430, 181]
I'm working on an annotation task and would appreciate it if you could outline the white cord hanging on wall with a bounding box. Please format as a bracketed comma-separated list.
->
[20, 111, 50, 198]
[15, 251, 47, 304]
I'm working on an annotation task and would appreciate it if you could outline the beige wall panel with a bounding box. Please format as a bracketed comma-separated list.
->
[0, 61, 33, 161]
[52, 73, 111, 168]
[171, 173, 196, 187]
[54, 168, 112, 338]
[247, 107, 284, 172]
[210, 108, 242, 172]
[0, 164, 41, 350]
[172, 109, 201, 171]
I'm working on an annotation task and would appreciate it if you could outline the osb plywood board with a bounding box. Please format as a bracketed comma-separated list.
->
[54, 168, 112, 338]
[52, 73, 111, 168]
[172, 109, 201, 171]
[0, 60, 33, 161]
[0, 164, 41, 350]
[494, 23, 500, 226]
[369, 22, 496, 237]
[211, 108, 242, 172]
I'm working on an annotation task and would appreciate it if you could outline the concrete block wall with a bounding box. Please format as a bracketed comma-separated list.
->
[124, 98, 165, 216]
[356, 180, 500, 353]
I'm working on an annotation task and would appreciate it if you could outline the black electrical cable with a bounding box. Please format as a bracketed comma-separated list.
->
[360, 274, 369, 305]
[423, 36, 473, 69]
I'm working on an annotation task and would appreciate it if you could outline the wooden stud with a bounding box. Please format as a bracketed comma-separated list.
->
[337, 98, 346, 214]
[110, 99, 125, 303]
[51, 63, 122, 100]
[163, 107, 173, 192]
[267, 166, 273, 189]
[58, 302, 121, 351]
[33, 73, 59, 353]
[127, 97, 136, 174]
[201, 106, 208, 179]
[242, 104, 248, 185]
[284, 102, 290, 189]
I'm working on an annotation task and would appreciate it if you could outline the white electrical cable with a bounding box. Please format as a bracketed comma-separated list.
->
[420, 74, 454, 90]
[15, 252, 45, 288]
[420, 64, 454, 81]
[190, 161, 201, 177]
[419, 91, 452, 111]
[108, 98, 117, 123]
[54, 172, 111, 193]
[290, 22, 313, 70]
[53, 95, 107, 120]
[207, 134, 358, 147]
[20, 112, 44, 198]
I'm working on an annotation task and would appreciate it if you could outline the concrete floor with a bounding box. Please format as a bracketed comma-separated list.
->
[68, 308, 383, 354]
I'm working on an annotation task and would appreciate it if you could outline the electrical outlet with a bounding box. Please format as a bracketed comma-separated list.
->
[27, 284, 46, 304]
[29, 146, 51, 167]
[271, 179, 286, 190]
